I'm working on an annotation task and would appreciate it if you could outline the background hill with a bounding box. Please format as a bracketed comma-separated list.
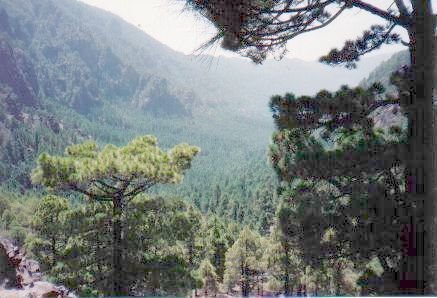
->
[0, 0, 402, 221]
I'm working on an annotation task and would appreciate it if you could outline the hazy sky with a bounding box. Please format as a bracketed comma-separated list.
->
[79, 0, 434, 61]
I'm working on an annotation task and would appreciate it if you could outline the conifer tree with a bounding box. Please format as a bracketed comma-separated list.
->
[198, 259, 219, 296]
[27, 195, 69, 271]
[205, 216, 230, 282]
[264, 221, 301, 295]
[31, 135, 200, 296]
[122, 196, 198, 296]
[270, 75, 409, 293]
[223, 226, 265, 296]
[28, 198, 112, 296]
[184, 0, 436, 292]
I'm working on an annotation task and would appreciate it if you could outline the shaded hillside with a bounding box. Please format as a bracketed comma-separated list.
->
[0, 0, 397, 214]
[360, 50, 409, 92]
[76, 0, 392, 116]
[181, 53, 393, 117]
[0, 0, 195, 116]
[0, 0, 275, 208]
[360, 48, 436, 97]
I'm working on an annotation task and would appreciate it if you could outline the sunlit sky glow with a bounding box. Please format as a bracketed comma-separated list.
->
[79, 0, 436, 61]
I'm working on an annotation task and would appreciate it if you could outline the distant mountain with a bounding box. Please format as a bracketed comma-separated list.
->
[182, 52, 393, 117]
[0, 0, 400, 197]
[0, 0, 197, 116]
[0, 0, 394, 117]
[360, 47, 436, 99]
[360, 50, 409, 92]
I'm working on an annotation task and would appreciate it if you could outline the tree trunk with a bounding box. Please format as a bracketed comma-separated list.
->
[51, 236, 57, 269]
[261, 275, 264, 296]
[400, 0, 435, 294]
[297, 284, 302, 296]
[283, 242, 291, 295]
[112, 195, 126, 296]
[241, 264, 250, 297]
[95, 229, 102, 291]
[256, 275, 260, 296]
[421, 1, 437, 293]
[284, 272, 290, 296]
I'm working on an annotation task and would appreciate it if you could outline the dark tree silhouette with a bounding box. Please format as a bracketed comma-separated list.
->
[183, 0, 436, 293]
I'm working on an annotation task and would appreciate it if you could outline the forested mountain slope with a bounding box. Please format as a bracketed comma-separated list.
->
[360, 50, 409, 91]
[0, 0, 429, 295]
[361, 48, 436, 96]
[0, 0, 395, 221]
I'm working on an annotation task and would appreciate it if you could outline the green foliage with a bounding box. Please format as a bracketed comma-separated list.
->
[269, 72, 411, 294]
[21, 194, 207, 297]
[0, 194, 36, 245]
[27, 195, 69, 271]
[264, 223, 302, 295]
[223, 226, 266, 296]
[32, 135, 200, 191]
[198, 259, 219, 296]
[203, 216, 231, 282]
[30, 135, 199, 296]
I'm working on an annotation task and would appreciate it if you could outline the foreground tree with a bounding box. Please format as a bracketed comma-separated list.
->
[124, 196, 199, 296]
[264, 221, 301, 295]
[31, 135, 200, 296]
[198, 259, 219, 296]
[27, 197, 113, 296]
[269, 72, 414, 294]
[27, 195, 69, 272]
[223, 226, 265, 296]
[204, 216, 231, 282]
[28, 194, 202, 296]
[183, 0, 435, 293]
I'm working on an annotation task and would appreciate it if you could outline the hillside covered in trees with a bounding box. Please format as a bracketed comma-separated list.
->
[0, 0, 433, 296]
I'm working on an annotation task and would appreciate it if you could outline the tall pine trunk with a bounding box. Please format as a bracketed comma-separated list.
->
[283, 243, 291, 296]
[400, 0, 435, 294]
[420, 0, 437, 293]
[112, 195, 126, 296]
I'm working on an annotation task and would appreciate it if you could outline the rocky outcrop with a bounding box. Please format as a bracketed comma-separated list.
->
[0, 237, 75, 298]
[370, 104, 407, 133]
[0, 37, 40, 115]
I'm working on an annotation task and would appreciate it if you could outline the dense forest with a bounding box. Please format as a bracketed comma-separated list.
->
[0, 0, 435, 297]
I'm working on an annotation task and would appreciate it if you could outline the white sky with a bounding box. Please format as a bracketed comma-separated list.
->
[79, 0, 436, 61]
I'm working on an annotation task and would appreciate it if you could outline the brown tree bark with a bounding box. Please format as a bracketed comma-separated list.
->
[370, 2, 437, 295]
[399, 0, 435, 294]
[112, 195, 126, 296]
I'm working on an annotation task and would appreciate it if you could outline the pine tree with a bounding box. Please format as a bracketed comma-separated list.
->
[223, 226, 265, 296]
[198, 259, 219, 296]
[27, 195, 69, 271]
[184, 0, 436, 292]
[31, 135, 200, 296]
[205, 216, 229, 283]
[29, 198, 112, 296]
[269, 76, 410, 294]
[264, 222, 301, 296]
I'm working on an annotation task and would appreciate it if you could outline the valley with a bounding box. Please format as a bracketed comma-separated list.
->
[0, 0, 421, 296]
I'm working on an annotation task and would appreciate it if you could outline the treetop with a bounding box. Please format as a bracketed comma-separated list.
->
[31, 135, 200, 196]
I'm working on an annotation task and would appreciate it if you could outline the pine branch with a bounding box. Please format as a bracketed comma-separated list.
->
[394, 0, 410, 17]
[350, 0, 405, 26]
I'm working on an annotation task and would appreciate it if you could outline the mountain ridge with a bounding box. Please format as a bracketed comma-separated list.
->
[0, 0, 407, 203]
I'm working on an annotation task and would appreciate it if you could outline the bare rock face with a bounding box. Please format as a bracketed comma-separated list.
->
[0, 37, 40, 114]
[370, 104, 407, 133]
[0, 237, 76, 298]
